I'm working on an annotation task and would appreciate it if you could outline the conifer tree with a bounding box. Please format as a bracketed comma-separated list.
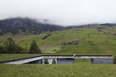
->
[0, 45, 4, 53]
[113, 56, 116, 64]
[44, 58, 49, 64]
[52, 58, 56, 64]
[4, 37, 23, 53]
[29, 40, 41, 54]
[15, 44, 23, 53]
[4, 37, 16, 53]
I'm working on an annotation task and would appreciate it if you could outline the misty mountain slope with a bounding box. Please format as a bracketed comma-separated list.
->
[0, 18, 63, 35]
[1, 24, 116, 54]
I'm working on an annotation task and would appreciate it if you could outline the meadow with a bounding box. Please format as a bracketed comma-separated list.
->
[0, 64, 116, 77]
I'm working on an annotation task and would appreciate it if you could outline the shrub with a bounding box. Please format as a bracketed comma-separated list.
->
[52, 59, 56, 64]
[44, 58, 49, 64]
[113, 56, 116, 64]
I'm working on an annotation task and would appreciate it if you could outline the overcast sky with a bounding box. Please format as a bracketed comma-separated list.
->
[0, 0, 116, 26]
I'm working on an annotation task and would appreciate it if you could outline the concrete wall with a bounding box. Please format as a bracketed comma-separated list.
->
[57, 58, 74, 64]
[91, 58, 113, 64]
[42, 58, 57, 64]
[44, 56, 74, 59]
[75, 55, 113, 58]
[27, 60, 42, 64]
[4, 56, 43, 64]
[3, 55, 113, 64]
[42, 58, 53, 64]
[42, 58, 74, 64]
[44, 55, 113, 59]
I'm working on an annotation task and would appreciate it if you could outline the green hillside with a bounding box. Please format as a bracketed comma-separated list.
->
[0, 25, 116, 54]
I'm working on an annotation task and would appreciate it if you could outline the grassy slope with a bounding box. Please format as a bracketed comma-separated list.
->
[0, 25, 116, 54]
[0, 64, 116, 77]
[56, 26, 116, 54]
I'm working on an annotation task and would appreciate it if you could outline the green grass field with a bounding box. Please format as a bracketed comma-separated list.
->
[0, 64, 116, 77]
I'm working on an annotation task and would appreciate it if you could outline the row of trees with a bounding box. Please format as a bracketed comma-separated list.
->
[0, 37, 41, 54]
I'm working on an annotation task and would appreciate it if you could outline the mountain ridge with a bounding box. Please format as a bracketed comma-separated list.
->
[0, 17, 63, 35]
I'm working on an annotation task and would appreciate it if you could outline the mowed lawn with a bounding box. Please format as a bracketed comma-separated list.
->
[0, 64, 116, 77]
[0, 54, 40, 61]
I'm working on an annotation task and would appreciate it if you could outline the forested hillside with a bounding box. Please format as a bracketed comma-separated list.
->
[0, 17, 63, 35]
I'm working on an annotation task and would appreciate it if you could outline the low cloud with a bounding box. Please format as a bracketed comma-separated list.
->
[0, 0, 116, 26]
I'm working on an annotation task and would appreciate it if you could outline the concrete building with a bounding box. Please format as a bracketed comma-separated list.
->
[0, 55, 113, 64]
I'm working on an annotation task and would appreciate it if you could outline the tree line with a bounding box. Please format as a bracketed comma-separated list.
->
[0, 37, 41, 54]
